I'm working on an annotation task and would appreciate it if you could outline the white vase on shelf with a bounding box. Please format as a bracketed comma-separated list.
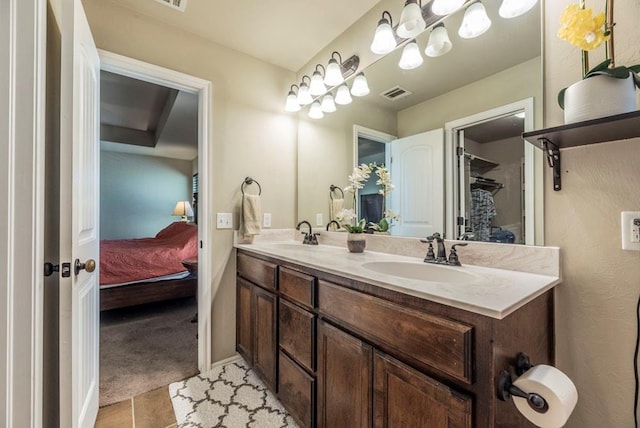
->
[563, 74, 636, 124]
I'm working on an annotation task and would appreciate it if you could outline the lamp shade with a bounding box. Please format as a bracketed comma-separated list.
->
[321, 93, 337, 113]
[458, 1, 492, 39]
[396, 0, 426, 39]
[350, 73, 370, 97]
[308, 101, 324, 119]
[398, 40, 423, 70]
[431, 0, 465, 15]
[310, 69, 327, 96]
[173, 201, 194, 221]
[370, 16, 396, 54]
[425, 23, 452, 57]
[285, 89, 301, 112]
[335, 84, 353, 105]
[297, 82, 313, 105]
[499, 0, 537, 18]
[324, 58, 344, 87]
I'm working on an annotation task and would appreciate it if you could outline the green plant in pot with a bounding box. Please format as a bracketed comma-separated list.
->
[557, 1, 640, 124]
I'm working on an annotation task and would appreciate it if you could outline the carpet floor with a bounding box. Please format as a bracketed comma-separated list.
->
[100, 296, 199, 407]
[170, 358, 299, 428]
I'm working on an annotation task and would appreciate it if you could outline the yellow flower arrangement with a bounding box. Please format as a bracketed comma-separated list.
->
[558, 4, 609, 51]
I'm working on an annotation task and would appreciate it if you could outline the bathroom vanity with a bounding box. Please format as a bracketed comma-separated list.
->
[235, 235, 559, 427]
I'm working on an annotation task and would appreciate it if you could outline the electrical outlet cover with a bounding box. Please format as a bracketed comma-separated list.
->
[621, 211, 640, 250]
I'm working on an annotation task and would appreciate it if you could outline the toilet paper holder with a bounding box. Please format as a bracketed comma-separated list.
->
[498, 352, 549, 414]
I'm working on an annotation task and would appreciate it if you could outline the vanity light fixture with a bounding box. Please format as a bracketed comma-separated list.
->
[499, 0, 538, 19]
[308, 100, 324, 119]
[324, 52, 345, 86]
[284, 84, 301, 112]
[396, 0, 426, 39]
[458, 1, 492, 39]
[399, 39, 424, 70]
[425, 23, 452, 57]
[350, 72, 370, 97]
[370, 11, 397, 55]
[310, 64, 327, 96]
[430, 0, 465, 16]
[297, 75, 313, 105]
[334, 84, 353, 105]
[321, 93, 337, 113]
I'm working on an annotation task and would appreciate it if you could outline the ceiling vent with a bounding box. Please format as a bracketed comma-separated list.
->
[380, 86, 412, 101]
[153, 0, 187, 12]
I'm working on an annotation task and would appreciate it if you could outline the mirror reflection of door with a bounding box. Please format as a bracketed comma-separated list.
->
[456, 112, 525, 244]
[357, 136, 387, 224]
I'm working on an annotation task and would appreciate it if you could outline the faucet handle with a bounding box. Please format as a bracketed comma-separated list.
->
[420, 237, 436, 262]
[310, 232, 320, 245]
[448, 243, 468, 266]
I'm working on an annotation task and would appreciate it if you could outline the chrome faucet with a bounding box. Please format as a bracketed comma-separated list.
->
[420, 232, 468, 265]
[296, 220, 319, 245]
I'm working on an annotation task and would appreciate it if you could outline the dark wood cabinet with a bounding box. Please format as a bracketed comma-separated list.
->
[317, 320, 372, 428]
[236, 249, 554, 427]
[373, 351, 472, 428]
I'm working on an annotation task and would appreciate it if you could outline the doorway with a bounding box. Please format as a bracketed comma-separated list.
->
[98, 51, 213, 402]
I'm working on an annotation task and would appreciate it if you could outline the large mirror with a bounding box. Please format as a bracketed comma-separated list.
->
[297, 0, 543, 244]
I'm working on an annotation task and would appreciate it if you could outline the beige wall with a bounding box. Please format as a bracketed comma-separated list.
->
[81, 0, 298, 361]
[397, 57, 542, 136]
[544, 1, 640, 427]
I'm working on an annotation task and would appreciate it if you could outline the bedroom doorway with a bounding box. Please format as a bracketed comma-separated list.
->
[98, 51, 213, 406]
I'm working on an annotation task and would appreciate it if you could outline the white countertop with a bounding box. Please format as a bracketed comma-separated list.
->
[235, 240, 561, 320]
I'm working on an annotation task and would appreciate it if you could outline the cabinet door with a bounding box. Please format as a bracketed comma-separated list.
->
[236, 277, 253, 363]
[253, 285, 278, 391]
[374, 352, 472, 428]
[279, 351, 315, 428]
[317, 320, 372, 428]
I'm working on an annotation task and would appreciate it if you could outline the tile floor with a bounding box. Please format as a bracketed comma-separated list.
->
[95, 386, 176, 428]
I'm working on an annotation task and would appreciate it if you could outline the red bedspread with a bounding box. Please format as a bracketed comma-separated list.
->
[100, 222, 198, 286]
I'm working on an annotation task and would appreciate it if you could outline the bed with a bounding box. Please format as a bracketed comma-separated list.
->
[99, 222, 198, 311]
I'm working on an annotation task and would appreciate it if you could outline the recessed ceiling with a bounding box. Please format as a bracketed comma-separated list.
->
[99, 0, 383, 71]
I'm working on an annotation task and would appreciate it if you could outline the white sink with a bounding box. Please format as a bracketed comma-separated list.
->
[361, 261, 479, 284]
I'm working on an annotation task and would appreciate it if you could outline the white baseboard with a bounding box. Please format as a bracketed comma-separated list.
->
[208, 354, 243, 371]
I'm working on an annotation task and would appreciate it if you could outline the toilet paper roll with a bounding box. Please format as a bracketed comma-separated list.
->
[512, 365, 578, 428]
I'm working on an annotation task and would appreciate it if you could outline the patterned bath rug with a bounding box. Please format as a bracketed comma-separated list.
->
[169, 358, 299, 427]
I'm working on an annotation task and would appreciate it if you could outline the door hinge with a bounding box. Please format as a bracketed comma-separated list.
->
[457, 146, 464, 156]
[457, 216, 465, 226]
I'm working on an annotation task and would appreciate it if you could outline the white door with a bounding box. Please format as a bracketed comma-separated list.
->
[390, 129, 444, 238]
[59, 0, 100, 426]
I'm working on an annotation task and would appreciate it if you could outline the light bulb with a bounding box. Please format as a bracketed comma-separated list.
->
[335, 84, 353, 105]
[398, 40, 423, 70]
[431, 0, 465, 15]
[425, 23, 452, 57]
[321, 93, 337, 113]
[284, 90, 301, 112]
[297, 82, 313, 105]
[370, 14, 396, 55]
[324, 58, 344, 87]
[458, 2, 492, 39]
[499, 0, 537, 18]
[396, 0, 426, 39]
[308, 101, 324, 119]
[350, 73, 370, 97]
[310, 69, 327, 96]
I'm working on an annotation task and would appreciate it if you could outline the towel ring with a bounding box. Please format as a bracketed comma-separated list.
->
[241, 177, 262, 196]
[329, 184, 344, 200]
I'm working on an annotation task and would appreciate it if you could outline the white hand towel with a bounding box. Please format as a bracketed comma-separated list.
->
[330, 198, 344, 221]
[241, 194, 262, 237]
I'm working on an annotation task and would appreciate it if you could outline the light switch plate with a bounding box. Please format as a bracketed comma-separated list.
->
[263, 213, 272, 228]
[316, 213, 323, 226]
[621, 211, 640, 250]
[216, 212, 233, 229]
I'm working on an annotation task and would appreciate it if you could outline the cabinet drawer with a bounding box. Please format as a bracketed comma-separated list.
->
[237, 253, 277, 290]
[279, 351, 315, 428]
[279, 299, 315, 372]
[318, 280, 473, 384]
[279, 267, 315, 309]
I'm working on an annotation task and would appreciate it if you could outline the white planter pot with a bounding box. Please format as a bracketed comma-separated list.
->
[564, 74, 637, 124]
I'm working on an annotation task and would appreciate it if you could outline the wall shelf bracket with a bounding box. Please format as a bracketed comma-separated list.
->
[540, 138, 561, 191]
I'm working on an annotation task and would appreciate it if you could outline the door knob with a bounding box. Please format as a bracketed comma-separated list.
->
[44, 262, 59, 277]
[74, 258, 96, 275]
